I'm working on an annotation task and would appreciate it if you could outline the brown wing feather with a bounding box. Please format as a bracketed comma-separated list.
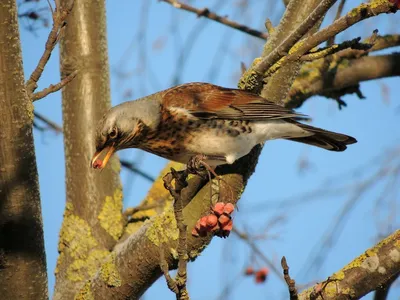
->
[162, 82, 306, 120]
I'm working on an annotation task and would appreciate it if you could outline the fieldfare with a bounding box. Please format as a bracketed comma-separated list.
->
[91, 82, 357, 169]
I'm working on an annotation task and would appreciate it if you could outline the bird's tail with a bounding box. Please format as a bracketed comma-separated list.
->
[285, 122, 357, 152]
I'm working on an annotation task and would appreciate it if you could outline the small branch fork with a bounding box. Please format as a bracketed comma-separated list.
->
[281, 256, 298, 300]
[160, 0, 268, 40]
[25, 0, 76, 101]
[261, 1, 399, 77]
[162, 168, 190, 300]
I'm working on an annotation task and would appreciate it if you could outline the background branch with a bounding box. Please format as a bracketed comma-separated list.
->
[160, 0, 268, 40]
[298, 230, 400, 299]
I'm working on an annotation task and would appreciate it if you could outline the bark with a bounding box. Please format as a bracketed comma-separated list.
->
[259, 0, 324, 101]
[298, 230, 400, 299]
[287, 53, 400, 108]
[54, 0, 123, 298]
[0, 1, 48, 299]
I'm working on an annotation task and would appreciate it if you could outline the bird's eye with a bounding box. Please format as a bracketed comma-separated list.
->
[109, 127, 118, 139]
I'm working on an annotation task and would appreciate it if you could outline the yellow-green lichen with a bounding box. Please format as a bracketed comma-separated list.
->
[238, 57, 263, 92]
[66, 249, 109, 282]
[58, 213, 98, 258]
[110, 156, 121, 173]
[100, 253, 122, 287]
[74, 280, 94, 300]
[323, 282, 355, 298]
[146, 209, 179, 246]
[98, 188, 124, 240]
[332, 230, 400, 281]
[170, 248, 178, 260]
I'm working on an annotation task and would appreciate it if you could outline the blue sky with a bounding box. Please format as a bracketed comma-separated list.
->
[19, 0, 399, 299]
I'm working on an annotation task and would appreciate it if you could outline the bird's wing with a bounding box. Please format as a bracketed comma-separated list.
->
[162, 82, 306, 120]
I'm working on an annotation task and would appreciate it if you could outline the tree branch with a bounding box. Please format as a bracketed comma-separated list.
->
[287, 53, 400, 108]
[31, 69, 78, 101]
[267, 1, 399, 76]
[298, 230, 400, 299]
[254, 0, 337, 75]
[25, 0, 74, 95]
[160, 0, 268, 40]
[281, 257, 298, 300]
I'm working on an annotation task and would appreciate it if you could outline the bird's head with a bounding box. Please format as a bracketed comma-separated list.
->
[91, 98, 160, 170]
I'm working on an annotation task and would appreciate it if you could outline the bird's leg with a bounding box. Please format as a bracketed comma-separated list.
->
[187, 154, 235, 207]
[186, 154, 225, 178]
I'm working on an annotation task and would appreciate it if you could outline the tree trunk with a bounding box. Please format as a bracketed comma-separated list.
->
[0, 1, 48, 299]
[54, 0, 123, 298]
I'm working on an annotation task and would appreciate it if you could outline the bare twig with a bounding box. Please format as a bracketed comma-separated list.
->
[254, 0, 337, 75]
[281, 257, 298, 300]
[162, 169, 190, 300]
[232, 227, 285, 284]
[34, 112, 63, 133]
[159, 249, 179, 294]
[120, 160, 155, 182]
[160, 0, 268, 40]
[300, 37, 372, 61]
[32, 70, 78, 101]
[327, 0, 346, 46]
[373, 273, 399, 300]
[25, 1, 74, 95]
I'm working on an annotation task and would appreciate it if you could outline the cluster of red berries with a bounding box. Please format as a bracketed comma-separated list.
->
[191, 202, 235, 238]
[245, 267, 269, 283]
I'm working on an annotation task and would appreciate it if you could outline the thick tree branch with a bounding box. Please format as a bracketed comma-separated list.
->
[54, 0, 123, 298]
[0, 1, 48, 298]
[298, 230, 400, 299]
[160, 0, 268, 40]
[287, 53, 400, 108]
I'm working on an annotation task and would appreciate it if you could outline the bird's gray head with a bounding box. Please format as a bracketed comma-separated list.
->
[91, 96, 161, 169]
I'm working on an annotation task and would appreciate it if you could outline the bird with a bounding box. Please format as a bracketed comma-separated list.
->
[91, 82, 357, 170]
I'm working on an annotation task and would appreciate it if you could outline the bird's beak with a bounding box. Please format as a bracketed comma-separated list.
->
[91, 143, 116, 170]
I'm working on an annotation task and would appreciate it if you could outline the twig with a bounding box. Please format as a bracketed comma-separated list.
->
[266, 1, 399, 76]
[160, 0, 268, 40]
[254, 0, 336, 75]
[162, 169, 190, 300]
[264, 19, 274, 35]
[34, 112, 63, 133]
[373, 272, 399, 300]
[232, 227, 286, 284]
[159, 249, 179, 294]
[25, 0, 74, 95]
[327, 0, 346, 46]
[123, 203, 159, 218]
[281, 257, 298, 300]
[120, 160, 155, 182]
[300, 37, 372, 61]
[31, 70, 78, 101]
